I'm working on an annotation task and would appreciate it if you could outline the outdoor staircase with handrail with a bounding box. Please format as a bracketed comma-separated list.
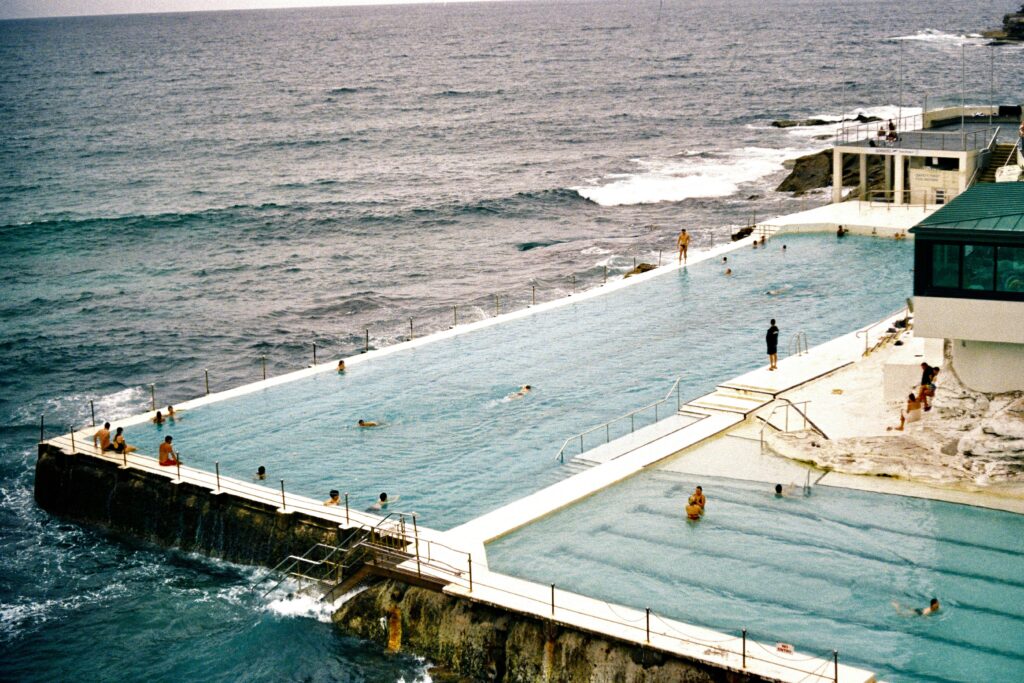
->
[977, 142, 1020, 183]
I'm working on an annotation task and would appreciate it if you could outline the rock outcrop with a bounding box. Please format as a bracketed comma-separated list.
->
[775, 149, 885, 196]
[771, 114, 880, 129]
[983, 4, 1024, 42]
[765, 365, 1024, 490]
[623, 263, 656, 277]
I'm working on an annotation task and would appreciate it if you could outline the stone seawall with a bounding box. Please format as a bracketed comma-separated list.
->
[334, 579, 771, 683]
[34, 445, 348, 565]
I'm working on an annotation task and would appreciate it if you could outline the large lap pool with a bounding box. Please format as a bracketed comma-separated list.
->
[122, 234, 912, 529]
[486, 471, 1024, 683]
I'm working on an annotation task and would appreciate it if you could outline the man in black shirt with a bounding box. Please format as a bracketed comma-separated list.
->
[766, 319, 780, 371]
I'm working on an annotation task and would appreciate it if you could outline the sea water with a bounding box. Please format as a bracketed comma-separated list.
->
[2, 1, 1022, 680]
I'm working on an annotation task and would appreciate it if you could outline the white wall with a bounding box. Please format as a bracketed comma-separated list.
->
[914, 297, 1024, 345]
[952, 340, 1024, 393]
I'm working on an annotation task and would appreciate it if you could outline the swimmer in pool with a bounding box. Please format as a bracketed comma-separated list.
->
[324, 490, 340, 506]
[358, 419, 379, 428]
[152, 410, 164, 425]
[685, 485, 706, 520]
[893, 598, 940, 616]
[774, 483, 796, 497]
[507, 385, 532, 399]
[337, 360, 346, 373]
[724, 268, 732, 276]
[369, 492, 400, 510]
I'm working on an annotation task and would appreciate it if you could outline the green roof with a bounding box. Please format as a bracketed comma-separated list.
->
[912, 182, 1024, 233]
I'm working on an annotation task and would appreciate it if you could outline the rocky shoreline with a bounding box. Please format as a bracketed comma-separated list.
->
[982, 4, 1024, 43]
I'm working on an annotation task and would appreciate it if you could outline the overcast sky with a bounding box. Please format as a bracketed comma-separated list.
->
[0, 0, 514, 20]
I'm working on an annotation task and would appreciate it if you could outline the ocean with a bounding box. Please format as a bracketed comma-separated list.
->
[1, 1, 1021, 680]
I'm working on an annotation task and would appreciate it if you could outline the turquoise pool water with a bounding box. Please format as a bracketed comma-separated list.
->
[121, 234, 912, 529]
[486, 472, 1024, 683]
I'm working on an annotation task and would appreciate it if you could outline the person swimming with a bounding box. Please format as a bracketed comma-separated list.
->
[893, 598, 940, 616]
[507, 385, 532, 400]
[369, 492, 399, 511]
[357, 419, 379, 427]
[337, 360, 346, 373]
[766, 284, 792, 296]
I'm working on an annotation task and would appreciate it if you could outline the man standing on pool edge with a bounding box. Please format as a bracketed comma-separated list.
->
[766, 319, 779, 371]
[677, 228, 690, 264]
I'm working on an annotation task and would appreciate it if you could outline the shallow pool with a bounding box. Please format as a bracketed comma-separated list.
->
[486, 471, 1024, 683]
[123, 234, 912, 528]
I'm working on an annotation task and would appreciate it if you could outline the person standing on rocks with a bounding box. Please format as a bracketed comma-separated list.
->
[766, 319, 780, 371]
[677, 228, 690, 264]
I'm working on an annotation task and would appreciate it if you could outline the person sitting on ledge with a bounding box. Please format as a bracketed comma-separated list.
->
[158, 435, 179, 466]
[324, 490, 340, 506]
[93, 422, 112, 451]
[337, 360, 346, 373]
[152, 410, 164, 425]
[255, 465, 266, 481]
[774, 483, 796, 497]
[111, 427, 136, 454]
[357, 419, 378, 428]
[889, 393, 923, 431]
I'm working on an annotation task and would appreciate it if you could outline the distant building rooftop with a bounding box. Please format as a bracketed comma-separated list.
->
[912, 182, 1024, 237]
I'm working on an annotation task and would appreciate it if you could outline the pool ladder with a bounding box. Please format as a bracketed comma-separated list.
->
[789, 331, 808, 357]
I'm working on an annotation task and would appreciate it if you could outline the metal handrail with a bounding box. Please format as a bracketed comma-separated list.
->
[1000, 136, 1022, 169]
[554, 376, 683, 463]
[854, 308, 908, 355]
[788, 332, 808, 357]
[758, 397, 828, 447]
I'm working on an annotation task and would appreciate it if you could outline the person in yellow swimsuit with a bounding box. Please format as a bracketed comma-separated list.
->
[677, 229, 690, 264]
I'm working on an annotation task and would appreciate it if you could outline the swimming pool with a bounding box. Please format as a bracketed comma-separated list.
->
[120, 234, 913, 529]
[485, 471, 1024, 683]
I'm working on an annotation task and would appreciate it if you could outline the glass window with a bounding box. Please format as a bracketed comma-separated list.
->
[931, 243, 960, 288]
[997, 246, 1024, 293]
[962, 245, 995, 291]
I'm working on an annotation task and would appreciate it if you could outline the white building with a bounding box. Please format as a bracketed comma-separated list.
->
[910, 182, 1024, 392]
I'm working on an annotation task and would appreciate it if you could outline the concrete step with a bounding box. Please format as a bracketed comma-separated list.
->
[689, 390, 771, 415]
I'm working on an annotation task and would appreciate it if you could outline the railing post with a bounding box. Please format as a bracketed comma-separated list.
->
[413, 513, 421, 577]
[468, 554, 473, 591]
[658, 250, 662, 266]
[261, 356, 267, 380]
[631, 414, 635, 433]
[70, 427, 75, 453]
[645, 607, 650, 643]
[571, 274, 575, 294]
[834, 650, 839, 682]
[280, 479, 286, 510]
[364, 329, 369, 353]
[150, 383, 156, 411]
[550, 583, 555, 615]
[453, 306, 457, 327]
[532, 285, 536, 305]
[579, 434, 583, 454]
[409, 318, 413, 340]
[345, 492, 349, 524]
[494, 294, 499, 316]
[205, 369, 210, 395]
[742, 629, 747, 668]
[215, 461, 221, 491]
[676, 382, 680, 410]
[90, 400, 96, 427]
[40, 415, 44, 443]
[313, 342, 317, 365]
[606, 423, 610, 443]
[176, 458, 181, 482]
[603, 265, 607, 283]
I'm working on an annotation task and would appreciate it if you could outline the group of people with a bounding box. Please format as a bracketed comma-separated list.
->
[91, 406, 182, 466]
[890, 362, 940, 431]
[324, 490, 398, 511]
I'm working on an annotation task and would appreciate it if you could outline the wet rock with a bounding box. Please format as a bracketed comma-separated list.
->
[771, 113, 881, 128]
[623, 263, 656, 278]
[983, 4, 1024, 42]
[731, 226, 754, 241]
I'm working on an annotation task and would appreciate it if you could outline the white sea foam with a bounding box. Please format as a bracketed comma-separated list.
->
[780, 106, 924, 139]
[892, 29, 987, 46]
[574, 147, 813, 207]
[264, 589, 336, 623]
